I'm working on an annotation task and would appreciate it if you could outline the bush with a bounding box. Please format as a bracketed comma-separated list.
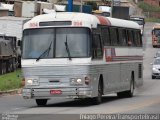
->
[138, 1, 160, 12]
[146, 18, 160, 23]
[0, 69, 22, 91]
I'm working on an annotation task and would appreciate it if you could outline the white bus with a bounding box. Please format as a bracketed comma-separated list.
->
[130, 17, 145, 35]
[22, 12, 143, 106]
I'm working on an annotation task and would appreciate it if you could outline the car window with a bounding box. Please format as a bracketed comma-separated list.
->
[154, 59, 160, 65]
[156, 52, 160, 57]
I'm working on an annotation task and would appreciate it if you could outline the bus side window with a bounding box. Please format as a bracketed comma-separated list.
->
[133, 30, 138, 46]
[118, 28, 127, 46]
[101, 27, 110, 46]
[127, 30, 134, 46]
[138, 31, 142, 47]
[133, 30, 142, 47]
[109, 27, 118, 46]
[92, 34, 103, 59]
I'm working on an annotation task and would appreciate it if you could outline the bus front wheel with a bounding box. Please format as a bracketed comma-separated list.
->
[153, 45, 156, 48]
[92, 80, 103, 105]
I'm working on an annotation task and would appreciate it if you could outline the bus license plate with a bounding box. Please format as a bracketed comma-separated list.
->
[50, 90, 62, 94]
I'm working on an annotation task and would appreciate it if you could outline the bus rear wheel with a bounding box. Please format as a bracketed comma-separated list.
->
[117, 76, 134, 98]
[2, 63, 6, 74]
[36, 99, 48, 106]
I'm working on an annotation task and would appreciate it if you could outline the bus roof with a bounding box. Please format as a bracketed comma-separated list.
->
[23, 12, 140, 30]
[107, 17, 140, 29]
[153, 24, 160, 29]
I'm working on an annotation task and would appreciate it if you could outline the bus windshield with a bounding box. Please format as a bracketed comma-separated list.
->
[154, 29, 160, 36]
[22, 27, 91, 59]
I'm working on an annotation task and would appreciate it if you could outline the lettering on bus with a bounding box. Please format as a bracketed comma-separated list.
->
[29, 22, 39, 28]
[73, 21, 83, 26]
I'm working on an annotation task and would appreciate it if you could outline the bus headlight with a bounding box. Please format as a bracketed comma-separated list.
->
[27, 79, 33, 85]
[77, 78, 82, 84]
[26, 78, 39, 86]
[70, 78, 83, 85]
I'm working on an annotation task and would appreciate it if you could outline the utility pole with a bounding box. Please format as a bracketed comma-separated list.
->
[68, 0, 73, 12]
[80, 0, 83, 12]
[34, 0, 37, 16]
[111, 0, 113, 17]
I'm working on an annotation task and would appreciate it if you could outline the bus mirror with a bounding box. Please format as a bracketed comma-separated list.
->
[18, 40, 21, 46]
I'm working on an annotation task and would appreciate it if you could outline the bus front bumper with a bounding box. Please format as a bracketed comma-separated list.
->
[22, 87, 93, 99]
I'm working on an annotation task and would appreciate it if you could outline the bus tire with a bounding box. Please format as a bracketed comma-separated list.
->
[2, 63, 6, 74]
[0, 62, 2, 75]
[36, 99, 47, 106]
[153, 45, 156, 48]
[125, 78, 134, 97]
[10, 59, 15, 72]
[117, 75, 134, 98]
[92, 80, 103, 105]
[152, 75, 156, 79]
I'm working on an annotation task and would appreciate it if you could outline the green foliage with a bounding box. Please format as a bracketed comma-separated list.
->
[0, 69, 22, 91]
[138, 1, 160, 12]
[146, 18, 160, 23]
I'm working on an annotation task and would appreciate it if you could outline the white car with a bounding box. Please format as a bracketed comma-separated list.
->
[154, 51, 160, 58]
[152, 58, 160, 79]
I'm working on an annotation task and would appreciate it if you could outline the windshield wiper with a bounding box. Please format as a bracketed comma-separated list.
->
[36, 41, 52, 61]
[64, 35, 72, 60]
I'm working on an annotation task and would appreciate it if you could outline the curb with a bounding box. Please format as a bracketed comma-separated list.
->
[0, 88, 22, 96]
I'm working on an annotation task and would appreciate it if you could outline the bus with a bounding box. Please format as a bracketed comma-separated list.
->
[130, 17, 145, 35]
[22, 12, 143, 106]
[152, 25, 160, 48]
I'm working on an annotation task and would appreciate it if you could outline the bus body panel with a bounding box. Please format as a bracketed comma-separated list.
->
[22, 47, 143, 99]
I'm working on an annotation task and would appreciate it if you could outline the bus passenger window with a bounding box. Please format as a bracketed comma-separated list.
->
[101, 28, 110, 45]
[109, 28, 118, 46]
[92, 34, 103, 59]
[127, 30, 134, 46]
[133, 30, 141, 47]
[118, 28, 127, 46]
[138, 31, 142, 46]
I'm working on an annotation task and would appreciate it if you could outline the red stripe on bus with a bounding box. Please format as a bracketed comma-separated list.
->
[95, 16, 111, 25]
[107, 56, 143, 62]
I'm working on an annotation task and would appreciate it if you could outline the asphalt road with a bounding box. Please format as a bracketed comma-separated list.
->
[0, 22, 160, 120]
